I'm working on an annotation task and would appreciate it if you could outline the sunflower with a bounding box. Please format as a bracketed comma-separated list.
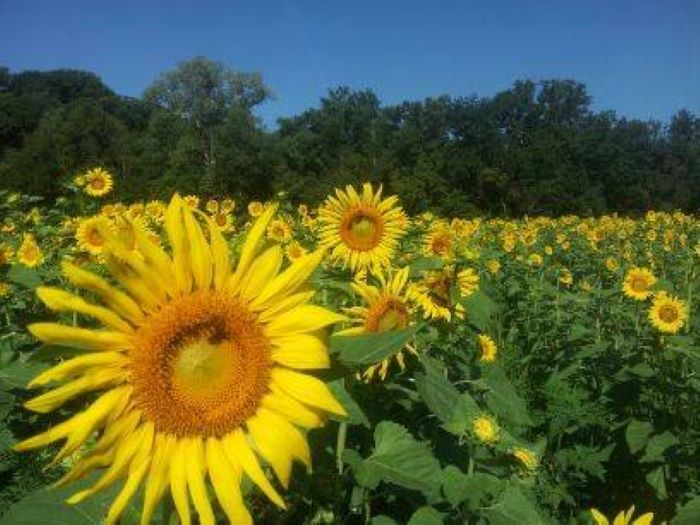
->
[75, 216, 114, 255]
[83, 168, 114, 197]
[472, 414, 499, 444]
[211, 211, 235, 233]
[318, 183, 408, 272]
[337, 267, 416, 381]
[622, 267, 657, 300]
[511, 447, 538, 472]
[221, 198, 236, 214]
[182, 195, 200, 208]
[476, 334, 497, 363]
[0, 243, 13, 265]
[248, 201, 264, 218]
[285, 241, 307, 262]
[423, 222, 454, 259]
[16, 195, 347, 525]
[408, 268, 464, 321]
[17, 234, 43, 267]
[0, 282, 10, 297]
[648, 292, 688, 334]
[206, 199, 220, 214]
[457, 268, 479, 298]
[486, 259, 501, 275]
[590, 506, 654, 525]
[267, 219, 293, 244]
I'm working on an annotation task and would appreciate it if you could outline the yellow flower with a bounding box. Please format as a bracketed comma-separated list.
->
[590, 506, 654, 525]
[648, 292, 688, 334]
[318, 183, 408, 273]
[0, 243, 14, 265]
[476, 334, 497, 362]
[75, 216, 114, 255]
[458, 268, 479, 298]
[74, 174, 86, 187]
[605, 257, 619, 272]
[248, 201, 264, 217]
[16, 195, 346, 525]
[424, 222, 455, 259]
[408, 269, 463, 321]
[472, 414, 499, 444]
[83, 168, 113, 197]
[559, 268, 573, 286]
[205, 199, 219, 214]
[338, 267, 416, 381]
[486, 259, 501, 275]
[211, 212, 235, 233]
[528, 253, 543, 267]
[622, 267, 657, 300]
[511, 447, 538, 472]
[544, 245, 553, 256]
[145, 200, 166, 223]
[0, 282, 10, 297]
[182, 195, 200, 208]
[267, 218, 293, 243]
[17, 234, 43, 267]
[221, 198, 236, 213]
[285, 241, 308, 262]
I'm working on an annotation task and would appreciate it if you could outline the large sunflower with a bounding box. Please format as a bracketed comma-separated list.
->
[16, 195, 347, 525]
[336, 267, 416, 380]
[648, 292, 688, 334]
[318, 183, 408, 272]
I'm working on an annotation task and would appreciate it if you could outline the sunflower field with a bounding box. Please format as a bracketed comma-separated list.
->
[0, 172, 699, 525]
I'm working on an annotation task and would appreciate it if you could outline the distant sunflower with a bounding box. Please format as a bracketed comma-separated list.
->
[648, 292, 688, 334]
[267, 219, 293, 243]
[0, 243, 13, 266]
[472, 414, 499, 444]
[318, 183, 408, 272]
[211, 211, 235, 233]
[17, 195, 346, 525]
[75, 216, 114, 255]
[622, 267, 656, 300]
[423, 222, 454, 259]
[83, 168, 113, 197]
[457, 268, 479, 298]
[408, 268, 464, 321]
[285, 241, 307, 262]
[337, 267, 416, 380]
[248, 201, 264, 218]
[511, 447, 538, 472]
[17, 234, 43, 267]
[476, 334, 497, 363]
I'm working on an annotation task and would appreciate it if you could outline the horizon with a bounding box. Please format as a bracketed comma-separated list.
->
[1, 0, 698, 128]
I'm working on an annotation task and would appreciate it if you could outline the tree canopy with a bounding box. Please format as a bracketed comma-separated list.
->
[0, 59, 698, 216]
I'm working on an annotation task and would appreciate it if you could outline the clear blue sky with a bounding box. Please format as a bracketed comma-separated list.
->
[1, 0, 698, 128]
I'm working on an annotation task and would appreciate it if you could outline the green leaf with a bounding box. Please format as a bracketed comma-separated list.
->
[442, 392, 481, 435]
[409, 257, 444, 277]
[352, 421, 442, 497]
[0, 359, 49, 390]
[641, 431, 679, 463]
[370, 517, 398, 525]
[482, 487, 543, 524]
[477, 367, 533, 427]
[328, 379, 370, 427]
[407, 506, 443, 525]
[673, 495, 700, 525]
[414, 356, 460, 423]
[463, 291, 498, 331]
[0, 391, 15, 418]
[329, 328, 415, 369]
[442, 466, 504, 508]
[7, 265, 41, 290]
[646, 465, 668, 500]
[626, 419, 654, 454]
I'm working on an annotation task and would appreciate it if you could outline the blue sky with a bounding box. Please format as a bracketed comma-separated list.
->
[1, 0, 698, 128]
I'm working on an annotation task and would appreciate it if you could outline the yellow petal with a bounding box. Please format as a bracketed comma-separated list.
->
[229, 203, 278, 291]
[632, 513, 654, 525]
[264, 305, 346, 337]
[271, 368, 346, 416]
[104, 457, 150, 525]
[257, 291, 315, 323]
[183, 208, 212, 291]
[221, 429, 285, 509]
[270, 334, 330, 369]
[205, 438, 252, 525]
[36, 287, 132, 333]
[204, 214, 231, 289]
[169, 439, 192, 525]
[141, 434, 175, 525]
[165, 195, 192, 294]
[262, 388, 324, 428]
[105, 257, 163, 312]
[28, 323, 130, 351]
[25, 367, 128, 413]
[185, 438, 215, 525]
[28, 351, 124, 387]
[590, 509, 609, 525]
[246, 411, 293, 487]
[62, 262, 143, 324]
[252, 249, 324, 309]
[239, 245, 283, 301]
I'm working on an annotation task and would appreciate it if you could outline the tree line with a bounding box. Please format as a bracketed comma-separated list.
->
[1, 57, 698, 216]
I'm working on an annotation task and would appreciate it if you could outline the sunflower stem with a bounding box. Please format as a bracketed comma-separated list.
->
[336, 420, 348, 474]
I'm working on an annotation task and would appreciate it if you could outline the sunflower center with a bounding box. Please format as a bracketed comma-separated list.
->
[90, 177, 105, 190]
[366, 298, 409, 332]
[658, 304, 678, 323]
[631, 277, 648, 292]
[430, 233, 452, 256]
[130, 291, 271, 437]
[340, 207, 384, 251]
[86, 228, 104, 247]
